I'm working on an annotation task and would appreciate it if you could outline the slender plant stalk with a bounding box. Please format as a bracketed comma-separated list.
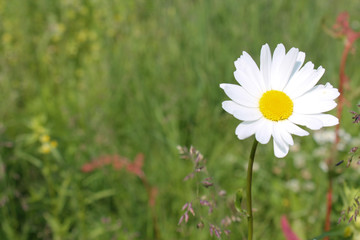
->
[246, 139, 259, 240]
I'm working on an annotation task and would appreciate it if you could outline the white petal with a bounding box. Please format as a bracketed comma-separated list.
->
[219, 83, 258, 107]
[273, 124, 289, 158]
[222, 101, 262, 121]
[288, 51, 305, 80]
[273, 141, 288, 158]
[281, 130, 294, 146]
[283, 61, 315, 97]
[255, 118, 272, 144]
[272, 47, 299, 90]
[295, 83, 340, 102]
[293, 83, 338, 114]
[278, 121, 294, 146]
[234, 69, 262, 98]
[297, 66, 325, 96]
[294, 99, 337, 115]
[270, 44, 286, 90]
[288, 66, 325, 99]
[282, 120, 309, 136]
[260, 44, 272, 90]
[242, 51, 266, 92]
[309, 114, 339, 127]
[289, 113, 324, 130]
[235, 120, 263, 140]
[234, 53, 264, 97]
[272, 44, 286, 69]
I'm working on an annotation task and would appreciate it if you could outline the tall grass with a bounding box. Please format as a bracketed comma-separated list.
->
[0, 0, 360, 239]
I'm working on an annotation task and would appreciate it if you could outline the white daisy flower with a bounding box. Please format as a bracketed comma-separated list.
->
[220, 43, 340, 158]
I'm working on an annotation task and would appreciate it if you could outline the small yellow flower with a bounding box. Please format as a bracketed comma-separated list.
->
[50, 141, 58, 148]
[40, 135, 50, 143]
[344, 226, 352, 238]
[38, 140, 58, 154]
[39, 143, 51, 154]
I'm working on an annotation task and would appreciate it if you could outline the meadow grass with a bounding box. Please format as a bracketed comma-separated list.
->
[1, 0, 360, 239]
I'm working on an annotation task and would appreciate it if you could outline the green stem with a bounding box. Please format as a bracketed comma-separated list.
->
[246, 139, 258, 240]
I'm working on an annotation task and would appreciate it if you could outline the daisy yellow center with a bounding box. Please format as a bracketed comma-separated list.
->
[259, 90, 293, 121]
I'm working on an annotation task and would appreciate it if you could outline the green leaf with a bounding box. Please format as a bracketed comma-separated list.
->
[235, 188, 244, 212]
[54, 174, 72, 215]
[2, 221, 17, 240]
[16, 150, 42, 168]
[310, 226, 347, 240]
[85, 189, 116, 205]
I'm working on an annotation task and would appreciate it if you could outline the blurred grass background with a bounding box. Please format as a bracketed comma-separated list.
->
[1, 0, 360, 239]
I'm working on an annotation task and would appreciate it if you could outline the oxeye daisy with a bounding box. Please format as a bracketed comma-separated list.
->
[220, 43, 339, 158]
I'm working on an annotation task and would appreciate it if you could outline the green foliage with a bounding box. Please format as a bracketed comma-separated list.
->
[235, 189, 245, 214]
[0, 0, 360, 239]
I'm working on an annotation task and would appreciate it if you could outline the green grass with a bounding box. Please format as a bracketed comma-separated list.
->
[1, 0, 360, 239]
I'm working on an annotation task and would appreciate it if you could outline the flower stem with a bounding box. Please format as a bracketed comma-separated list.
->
[246, 139, 258, 240]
